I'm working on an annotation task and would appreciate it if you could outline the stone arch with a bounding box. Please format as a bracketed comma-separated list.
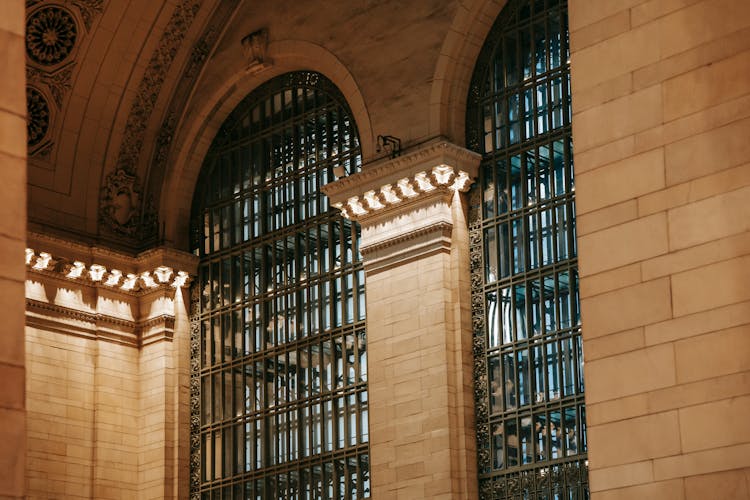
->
[429, 0, 508, 145]
[160, 39, 372, 249]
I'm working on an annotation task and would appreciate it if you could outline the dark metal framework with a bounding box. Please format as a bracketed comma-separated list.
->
[190, 71, 370, 499]
[466, 0, 588, 497]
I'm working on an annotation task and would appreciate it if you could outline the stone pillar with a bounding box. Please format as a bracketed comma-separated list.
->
[24, 235, 196, 499]
[323, 140, 480, 499]
[0, 1, 27, 498]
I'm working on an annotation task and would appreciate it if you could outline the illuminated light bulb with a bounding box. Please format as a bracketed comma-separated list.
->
[66, 261, 86, 278]
[89, 264, 106, 281]
[104, 269, 122, 287]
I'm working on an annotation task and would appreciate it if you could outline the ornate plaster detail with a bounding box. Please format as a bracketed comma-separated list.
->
[26, 86, 50, 147]
[361, 221, 453, 254]
[331, 164, 474, 221]
[241, 28, 271, 74]
[26, 5, 77, 66]
[27, 64, 74, 108]
[145, 0, 240, 242]
[25, 246, 193, 292]
[104, 0, 202, 237]
[100, 168, 149, 237]
[189, 285, 201, 500]
[322, 139, 481, 204]
[70, 0, 105, 31]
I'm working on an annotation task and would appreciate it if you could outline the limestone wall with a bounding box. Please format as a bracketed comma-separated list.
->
[0, 1, 27, 498]
[24, 239, 196, 499]
[569, 1, 750, 498]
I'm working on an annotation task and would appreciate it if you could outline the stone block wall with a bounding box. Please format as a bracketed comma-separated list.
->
[0, 0, 27, 498]
[569, 0, 750, 497]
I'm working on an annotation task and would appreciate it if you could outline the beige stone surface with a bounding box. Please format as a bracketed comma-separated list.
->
[571, 0, 750, 496]
[685, 468, 750, 500]
[4, 0, 750, 498]
[580, 278, 672, 338]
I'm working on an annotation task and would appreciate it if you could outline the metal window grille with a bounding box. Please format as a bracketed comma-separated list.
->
[190, 71, 370, 500]
[466, 1, 589, 498]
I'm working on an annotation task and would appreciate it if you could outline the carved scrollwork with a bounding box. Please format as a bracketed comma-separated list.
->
[26, 6, 77, 66]
[189, 283, 201, 500]
[71, 0, 105, 31]
[99, 168, 144, 236]
[27, 86, 50, 147]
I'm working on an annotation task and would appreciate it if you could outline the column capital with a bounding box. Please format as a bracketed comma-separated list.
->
[322, 138, 480, 222]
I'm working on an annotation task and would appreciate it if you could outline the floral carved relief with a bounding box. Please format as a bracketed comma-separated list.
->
[27, 86, 50, 147]
[26, 6, 77, 66]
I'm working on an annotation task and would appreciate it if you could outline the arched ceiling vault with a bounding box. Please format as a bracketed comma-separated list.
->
[26, 0, 498, 253]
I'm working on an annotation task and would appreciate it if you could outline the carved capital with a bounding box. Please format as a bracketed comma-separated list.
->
[323, 139, 480, 273]
[323, 139, 480, 223]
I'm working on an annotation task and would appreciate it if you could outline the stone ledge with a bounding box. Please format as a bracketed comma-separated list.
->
[322, 139, 480, 222]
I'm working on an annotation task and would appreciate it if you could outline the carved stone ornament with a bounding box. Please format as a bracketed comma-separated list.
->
[99, 168, 145, 236]
[26, 86, 50, 147]
[323, 140, 481, 222]
[27, 65, 74, 109]
[26, 5, 77, 66]
[71, 0, 105, 31]
[104, 0, 202, 241]
[241, 28, 272, 74]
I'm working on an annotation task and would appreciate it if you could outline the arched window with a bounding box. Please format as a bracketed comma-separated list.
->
[190, 71, 370, 499]
[466, 0, 588, 497]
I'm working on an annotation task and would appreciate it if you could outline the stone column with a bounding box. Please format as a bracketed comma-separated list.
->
[0, 1, 27, 498]
[323, 140, 480, 499]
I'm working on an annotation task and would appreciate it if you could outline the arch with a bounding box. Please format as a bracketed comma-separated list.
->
[429, 0, 508, 145]
[465, 0, 588, 496]
[190, 70, 369, 497]
[160, 39, 372, 250]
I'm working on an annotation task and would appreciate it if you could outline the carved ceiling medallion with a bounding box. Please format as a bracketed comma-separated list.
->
[26, 6, 78, 66]
[27, 86, 50, 147]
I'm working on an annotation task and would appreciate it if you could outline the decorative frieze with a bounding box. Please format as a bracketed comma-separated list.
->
[323, 139, 480, 216]
[25, 233, 198, 347]
[25, 247, 191, 292]
[323, 139, 481, 273]
[330, 164, 473, 221]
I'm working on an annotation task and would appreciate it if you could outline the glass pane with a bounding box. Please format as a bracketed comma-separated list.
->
[192, 72, 368, 496]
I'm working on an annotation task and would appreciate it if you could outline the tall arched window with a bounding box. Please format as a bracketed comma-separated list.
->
[466, 0, 588, 497]
[190, 71, 370, 499]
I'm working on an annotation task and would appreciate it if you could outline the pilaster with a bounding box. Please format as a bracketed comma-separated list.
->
[24, 232, 197, 499]
[323, 139, 481, 499]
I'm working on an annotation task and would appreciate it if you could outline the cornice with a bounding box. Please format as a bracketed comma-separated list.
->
[322, 139, 480, 202]
[360, 221, 453, 255]
[322, 140, 480, 223]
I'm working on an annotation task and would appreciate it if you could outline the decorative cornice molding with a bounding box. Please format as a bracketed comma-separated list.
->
[331, 163, 474, 222]
[25, 240, 196, 294]
[26, 300, 179, 348]
[360, 221, 453, 255]
[323, 140, 480, 222]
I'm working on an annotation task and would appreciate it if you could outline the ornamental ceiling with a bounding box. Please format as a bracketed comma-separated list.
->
[24, 0, 499, 253]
